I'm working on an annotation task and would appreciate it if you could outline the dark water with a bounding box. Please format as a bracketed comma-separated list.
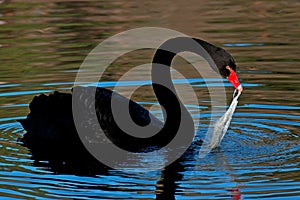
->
[1, 0, 300, 199]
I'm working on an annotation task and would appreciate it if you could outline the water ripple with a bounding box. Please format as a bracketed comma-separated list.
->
[0, 90, 53, 97]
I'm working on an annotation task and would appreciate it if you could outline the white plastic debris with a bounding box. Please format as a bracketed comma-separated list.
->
[199, 90, 241, 158]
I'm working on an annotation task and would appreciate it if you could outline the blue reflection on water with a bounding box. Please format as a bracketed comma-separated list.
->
[0, 104, 29, 108]
[0, 84, 21, 88]
[243, 104, 300, 110]
[0, 90, 53, 97]
[223, 43, 265, 47]
[42, 78, 261, 88]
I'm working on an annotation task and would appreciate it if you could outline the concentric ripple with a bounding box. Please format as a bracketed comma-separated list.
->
[1, 83, 300, 199]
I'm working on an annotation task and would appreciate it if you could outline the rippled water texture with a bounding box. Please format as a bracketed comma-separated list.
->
[0, 0, 300, 199]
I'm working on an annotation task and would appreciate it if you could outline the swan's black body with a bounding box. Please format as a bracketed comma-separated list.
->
[20, 87, 164, 157]
[18, 37, 237, 174]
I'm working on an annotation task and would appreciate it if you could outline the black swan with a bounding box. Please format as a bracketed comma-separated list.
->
[18, 37, 242, 173]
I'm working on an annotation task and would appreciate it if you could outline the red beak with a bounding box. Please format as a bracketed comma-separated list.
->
[226, 66, 243, 92]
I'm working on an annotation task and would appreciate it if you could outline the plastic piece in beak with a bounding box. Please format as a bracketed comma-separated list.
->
[198, 90, 241, 158]
[237, 85, 243, 92]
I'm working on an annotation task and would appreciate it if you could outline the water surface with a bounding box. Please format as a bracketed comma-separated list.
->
[0, 0, 300, 199]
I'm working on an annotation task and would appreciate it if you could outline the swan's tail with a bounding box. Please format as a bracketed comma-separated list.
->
[19, 91, 63, 120]
[18, 91, 79, 159]
[18, 91, 73, 134]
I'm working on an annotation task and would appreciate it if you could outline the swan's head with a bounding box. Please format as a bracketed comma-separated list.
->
[153, 37, 243, 92]
[212, 46, 243, 92]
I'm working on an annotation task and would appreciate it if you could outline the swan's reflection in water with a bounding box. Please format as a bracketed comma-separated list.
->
[155, 142, 243, 200]
[24, 136, 242, 199]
